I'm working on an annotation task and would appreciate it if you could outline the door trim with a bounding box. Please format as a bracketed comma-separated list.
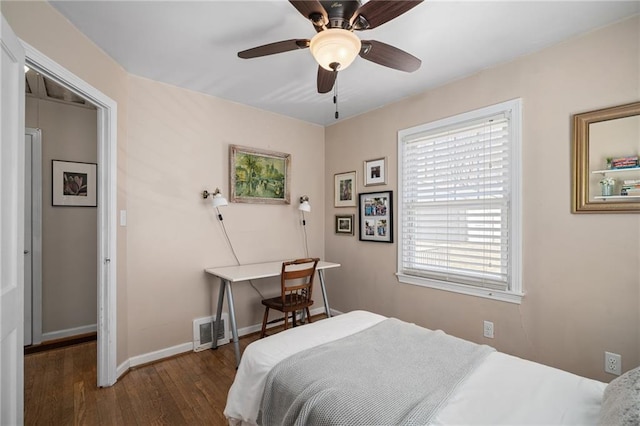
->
[23, 41, 118, 387]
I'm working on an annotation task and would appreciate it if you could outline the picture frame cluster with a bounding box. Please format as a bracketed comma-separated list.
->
[333, 157, 392, 243]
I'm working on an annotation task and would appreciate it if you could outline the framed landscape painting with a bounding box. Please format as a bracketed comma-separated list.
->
[230, 145, 291, 204]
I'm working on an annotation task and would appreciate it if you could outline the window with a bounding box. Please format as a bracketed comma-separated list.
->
[397, 99, 522, 303]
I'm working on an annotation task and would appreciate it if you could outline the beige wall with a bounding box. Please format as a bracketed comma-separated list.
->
[25, 97, 97, 334]
[325, 16, 640, 382]
[3, 1, 325, 361]
[125, 76, 324, 356]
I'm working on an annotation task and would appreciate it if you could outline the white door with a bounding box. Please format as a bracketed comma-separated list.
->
[24, 132, 32, 346]
[0, 13, 26, 425]
[24, 128, 42, 347]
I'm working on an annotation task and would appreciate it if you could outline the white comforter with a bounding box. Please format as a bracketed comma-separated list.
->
[224, 311, 605, 425]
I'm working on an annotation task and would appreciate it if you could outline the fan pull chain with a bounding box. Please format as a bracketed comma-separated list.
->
[333, 75, 339, 120]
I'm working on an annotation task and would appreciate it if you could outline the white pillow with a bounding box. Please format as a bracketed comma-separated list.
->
[598, 366, 640, 425]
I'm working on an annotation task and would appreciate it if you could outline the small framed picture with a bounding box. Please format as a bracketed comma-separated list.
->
[359, 191, 393, 243]
[334, 171, 357, 207]
[335, 214, 355, 235]
[52, 160, 97, 207]
[364, 157, 387, 186]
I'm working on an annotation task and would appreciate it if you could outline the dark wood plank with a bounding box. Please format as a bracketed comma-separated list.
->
[24, 314, 327, 424]
[24, 332, 97, 355]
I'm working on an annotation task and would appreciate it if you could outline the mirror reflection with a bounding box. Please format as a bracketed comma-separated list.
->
[589, 115, 640, 201]
[572, 101, 640, 213]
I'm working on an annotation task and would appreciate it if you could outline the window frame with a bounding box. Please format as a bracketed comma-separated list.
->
[396, 99, 523, 304]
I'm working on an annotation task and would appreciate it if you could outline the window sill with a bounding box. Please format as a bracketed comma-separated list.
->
[396, 273, 524, 304]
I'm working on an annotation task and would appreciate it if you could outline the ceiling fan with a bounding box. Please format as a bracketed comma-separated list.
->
[238, 0, 423, 94]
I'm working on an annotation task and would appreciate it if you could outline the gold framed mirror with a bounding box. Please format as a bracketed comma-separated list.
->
[572, 101, 640, 213]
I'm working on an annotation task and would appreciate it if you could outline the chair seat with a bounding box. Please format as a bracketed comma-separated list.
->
[262, 295, 314, 311]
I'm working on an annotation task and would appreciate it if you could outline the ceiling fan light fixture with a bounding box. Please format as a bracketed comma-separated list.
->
[310, 29, 361, 71]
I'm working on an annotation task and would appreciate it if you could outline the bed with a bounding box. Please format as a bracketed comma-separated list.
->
[224, 310, 636, 425]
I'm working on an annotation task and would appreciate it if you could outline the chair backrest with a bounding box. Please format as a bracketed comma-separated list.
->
[280, 258, 320, 306]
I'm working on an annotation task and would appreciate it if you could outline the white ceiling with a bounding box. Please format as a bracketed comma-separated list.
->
[50, 1, 639, 126]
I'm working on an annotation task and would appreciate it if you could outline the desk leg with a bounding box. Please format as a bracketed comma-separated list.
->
[318, 270, 332, 318]
[212, 279, 226, 350]
[225, 280, 242, 367]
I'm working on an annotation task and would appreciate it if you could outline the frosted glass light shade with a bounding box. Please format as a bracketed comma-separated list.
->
[212, 193, 228, 207]
[310, 29, 361, 71]
[299, 200, 311, 212]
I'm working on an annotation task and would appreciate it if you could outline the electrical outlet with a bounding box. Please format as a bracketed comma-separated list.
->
[483, 320, 494, 339]
[604, 351, 622, 376]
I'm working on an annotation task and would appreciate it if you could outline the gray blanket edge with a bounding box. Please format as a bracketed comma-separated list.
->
[259, 318, 495, 426]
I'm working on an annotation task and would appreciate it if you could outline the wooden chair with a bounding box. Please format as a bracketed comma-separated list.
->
[260, 258, 320, 338]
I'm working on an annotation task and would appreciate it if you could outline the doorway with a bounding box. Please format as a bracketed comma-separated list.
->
[24, 67, 99, 346]
[24, 43, 118, 387]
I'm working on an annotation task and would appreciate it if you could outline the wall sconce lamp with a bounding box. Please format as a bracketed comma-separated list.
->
[298, 195, 311, 213]
[202, 188, 228, 220]
[299, 195, 311, 257]
[202, 188, 228, 207]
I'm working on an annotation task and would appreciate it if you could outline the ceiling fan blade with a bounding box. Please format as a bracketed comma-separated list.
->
[238, 39, 310, 59]
[317, 66, 337, 94]
[360, 40, 421, 72]
[289, 0, 328, 27]
[352, 0, 423, 30]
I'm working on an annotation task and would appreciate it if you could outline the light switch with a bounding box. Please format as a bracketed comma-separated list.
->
[120, 210, 127, 227]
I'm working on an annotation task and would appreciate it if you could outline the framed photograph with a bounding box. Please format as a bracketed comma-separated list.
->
[364, 157, 387, 186]
[334, 171, 356, 207]
[52, 160, 97, 207]
[335, 214, 355, 235]
[230, 145, 291, 204]
[359, 191, 393, 243]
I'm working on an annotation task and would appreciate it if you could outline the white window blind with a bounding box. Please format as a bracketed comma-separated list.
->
[398, 100, 522, 299]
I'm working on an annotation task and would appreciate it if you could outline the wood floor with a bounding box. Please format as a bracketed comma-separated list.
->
[25, 330, 262, 425]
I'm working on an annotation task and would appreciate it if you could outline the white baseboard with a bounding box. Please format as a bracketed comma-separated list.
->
[42, 324, 97, 342]
[117, 342, 194, 379]
[130, 342, 193, 369]
[116, 359, 130, 379]
[115, 306, 338, 381]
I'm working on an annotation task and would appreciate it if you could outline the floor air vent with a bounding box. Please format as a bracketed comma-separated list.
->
[193, 314, 230, 352]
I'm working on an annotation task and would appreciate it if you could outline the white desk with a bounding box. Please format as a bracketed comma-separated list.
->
[204, 260, 341, 367]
